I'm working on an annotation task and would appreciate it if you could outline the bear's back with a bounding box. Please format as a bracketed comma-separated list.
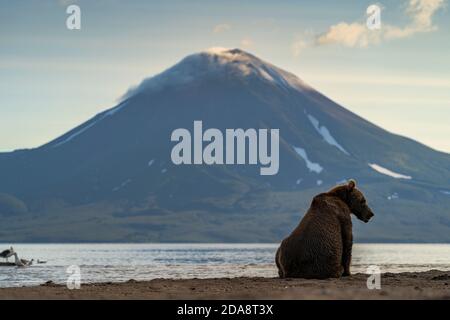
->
[292, 194, 345, 240]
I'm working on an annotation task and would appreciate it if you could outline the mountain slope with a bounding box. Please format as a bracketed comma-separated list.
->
[0, 48, 449, 242]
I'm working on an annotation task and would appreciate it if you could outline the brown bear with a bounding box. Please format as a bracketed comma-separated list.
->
[275, 180, 374, 279]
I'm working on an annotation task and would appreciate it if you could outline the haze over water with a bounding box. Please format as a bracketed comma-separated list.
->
[1, 243, 449, 287]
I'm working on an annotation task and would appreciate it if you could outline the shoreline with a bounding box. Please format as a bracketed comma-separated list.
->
[0, 270, 449, 300]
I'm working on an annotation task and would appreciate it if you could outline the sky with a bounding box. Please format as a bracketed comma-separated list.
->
[0, 0, 449, 153]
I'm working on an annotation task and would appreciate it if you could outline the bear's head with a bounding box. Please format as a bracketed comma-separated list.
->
[345, 180, 374, 223]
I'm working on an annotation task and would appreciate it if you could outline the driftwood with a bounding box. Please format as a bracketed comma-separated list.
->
[0, 262, 16, 267]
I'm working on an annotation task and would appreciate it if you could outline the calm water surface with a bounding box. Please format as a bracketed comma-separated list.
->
[0, 243, 449, 287]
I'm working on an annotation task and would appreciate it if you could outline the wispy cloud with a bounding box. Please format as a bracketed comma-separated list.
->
[317, 22, 374, 48]
[240, 38, 254, 49]
[213, 23, 231, 33]
[315, 0, 446, 48]
[408, 0, 445, 29]
[292, 39, 307, 57]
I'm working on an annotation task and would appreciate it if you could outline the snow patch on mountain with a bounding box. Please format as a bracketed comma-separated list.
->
[293, 146, 323, 174]
[259, 64, 298, 91]
[52, 101, 129, 148]
[369, 163, 412, 180]
[148, 159, 155, 167]
[122, 48, 312, 99]
[307, 114, 349, 155]
[113, 179, 132, 192]
[103, 101, 128, 117]
[52, 121, 98, 148]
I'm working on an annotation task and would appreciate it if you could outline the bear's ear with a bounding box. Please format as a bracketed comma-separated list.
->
[347, 179, 356, 191]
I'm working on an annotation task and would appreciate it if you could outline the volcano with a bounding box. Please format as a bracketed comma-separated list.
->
[1, 48, 449, 242]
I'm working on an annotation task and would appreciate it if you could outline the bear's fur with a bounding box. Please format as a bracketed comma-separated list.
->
[276, 180, 374, 279]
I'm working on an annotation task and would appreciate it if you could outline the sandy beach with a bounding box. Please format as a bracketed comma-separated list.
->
[0, 270, 449, 300]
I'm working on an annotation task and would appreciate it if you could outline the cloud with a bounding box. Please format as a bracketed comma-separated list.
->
[240, 38, 254, 48]
[292, 39, 307, 57]
[213, 24, 231, 33]
[408, 0, 445, 29]
[316, 22, 379, 48]
[315, 0, 445, 48]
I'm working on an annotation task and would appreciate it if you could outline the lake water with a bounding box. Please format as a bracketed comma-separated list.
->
[1, 243, 449, 287]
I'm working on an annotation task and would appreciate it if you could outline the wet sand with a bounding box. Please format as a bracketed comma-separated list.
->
[0, 270, 449, 300]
